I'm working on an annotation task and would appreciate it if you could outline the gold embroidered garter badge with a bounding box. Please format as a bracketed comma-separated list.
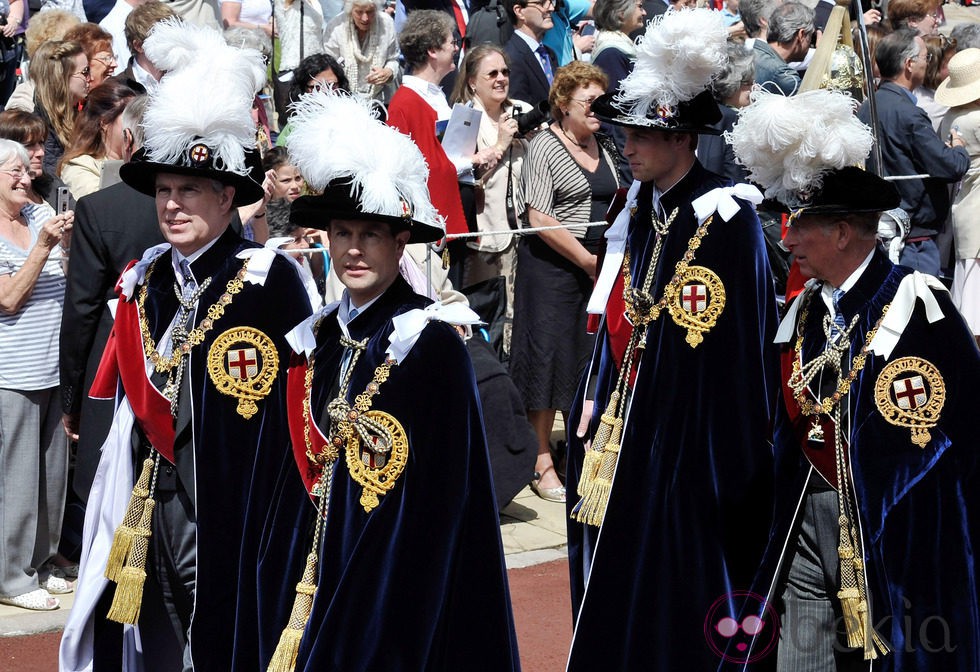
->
[665, 265, 725, 348]
[873, 356, 945, 448]
[206, 327, 278, 419]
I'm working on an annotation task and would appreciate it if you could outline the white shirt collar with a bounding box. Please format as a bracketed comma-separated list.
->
[401, 75, 453, 121]
[514, 29, 542, 52]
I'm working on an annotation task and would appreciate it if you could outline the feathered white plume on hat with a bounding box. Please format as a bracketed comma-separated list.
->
[140, 19, 265, 175]
[286, 90, 443, 228]
[615, 8, 728, 117]
[726, 88, 873, 206]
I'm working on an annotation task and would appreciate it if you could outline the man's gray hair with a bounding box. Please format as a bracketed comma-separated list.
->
[121, 95, 148, 150]
[875, 28, 920, 80]
[768, 2, 814, 45]
[739, 0, 779, 38]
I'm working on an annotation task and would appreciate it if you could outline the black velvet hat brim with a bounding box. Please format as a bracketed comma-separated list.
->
[773, 166, 901, 217]
[289, 186, 445, 244]
[120, 147, 266, 207]
[591, 89, 723, 135]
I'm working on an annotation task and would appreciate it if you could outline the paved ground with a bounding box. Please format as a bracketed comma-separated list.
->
[0, 484, 573, 671]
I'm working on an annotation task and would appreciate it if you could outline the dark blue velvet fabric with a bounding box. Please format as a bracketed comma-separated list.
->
[99, 228, 312, 670]
[743, 250, 980, 671]
[235, 277, 521, 671]
[565, 162, 782, 670]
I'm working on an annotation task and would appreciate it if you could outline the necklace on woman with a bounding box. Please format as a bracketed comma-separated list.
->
[558, 120, 589, 150]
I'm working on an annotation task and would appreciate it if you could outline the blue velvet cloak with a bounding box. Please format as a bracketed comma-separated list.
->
[91, 228, 312, 670]
[234, 277, 521, 671]
[741, 249, 980, 671]
[565, 162, 782, 670]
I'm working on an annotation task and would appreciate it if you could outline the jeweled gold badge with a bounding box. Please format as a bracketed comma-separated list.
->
[207, 327, 278, 419]
[666, 265, 726, 348]
[873, 356, 945, 448]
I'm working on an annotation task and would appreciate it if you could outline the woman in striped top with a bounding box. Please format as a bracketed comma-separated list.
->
[510, 61, 620, 503]
[0, 139, 75, 611]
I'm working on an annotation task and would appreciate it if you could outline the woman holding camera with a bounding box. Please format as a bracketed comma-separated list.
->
[450, 44, 529, 354]
[0, 139, 74, 611]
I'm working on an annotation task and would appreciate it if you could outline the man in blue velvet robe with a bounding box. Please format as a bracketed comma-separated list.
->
[751, 167, 980, 671]
[60, 22, 315, 672]
[231, 90, 521, 672]
[564, 9, 781, 669]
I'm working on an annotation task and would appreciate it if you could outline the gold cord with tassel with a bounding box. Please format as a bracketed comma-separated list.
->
[107, 497, 156, 624]
[267, 552, 319, 672]
[267, 462, 334, 672]
[832, 404, 890, 660]
[576, 391, 620, 498]
[105, 457, 154, 581]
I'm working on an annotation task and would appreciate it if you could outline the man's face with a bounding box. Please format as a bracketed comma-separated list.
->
[781, 215, 840, 281]
[327, 219, 410, 306]
[155, 173, 234, 256]
[908, 36, 929, 89]
[516, 0, 555, 36]
[623, 127, 691, 187]
[791, 28, 813, 61]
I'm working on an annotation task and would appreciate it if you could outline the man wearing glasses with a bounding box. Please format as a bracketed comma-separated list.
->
[505, 0, 559, 109]
[858, 28, 968, 276]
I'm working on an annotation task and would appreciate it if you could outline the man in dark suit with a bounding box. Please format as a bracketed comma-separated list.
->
[504, 0, 559, 108]
[60, 95, 163, 511]
[858, 28, 968, 275]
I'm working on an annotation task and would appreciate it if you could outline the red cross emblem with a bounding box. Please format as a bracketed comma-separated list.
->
[400, 198, 412, 219]
[361, 435, 388, 469]
[893, 375, 927, 410]
[227, 348, 258, 380]
[189, 143, 210, 165]
[681, 284, 707, 314]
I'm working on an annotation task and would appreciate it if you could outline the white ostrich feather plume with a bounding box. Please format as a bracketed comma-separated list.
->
[140, 19, 266, 175]
[726, 88, 873, 206]
[616, 8, 728, 116]
[286, 90, 442, 228]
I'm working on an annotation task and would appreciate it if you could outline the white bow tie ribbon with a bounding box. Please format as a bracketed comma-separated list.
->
[388, 301, 483, 363]
[120, 243, 171, 301]
[691, 183, 764, 224]
[869, 271, 947, 359]
[286, 303, 339, 357]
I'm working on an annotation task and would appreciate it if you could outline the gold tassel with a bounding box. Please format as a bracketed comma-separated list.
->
[838, 586, 866, 650]
[571, 417, 622, 526]
[107, 498, 155, 625]
[441, 247, 451, 270]
[576, 392, 619, 498]
[105, 458, 154, 582]
[267, 552, 319, 672]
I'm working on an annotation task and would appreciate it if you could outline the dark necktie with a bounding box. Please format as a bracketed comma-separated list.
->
[536, 45, 554, 85]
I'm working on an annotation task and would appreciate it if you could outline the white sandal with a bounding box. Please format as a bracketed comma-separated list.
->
[41, 575, 74, 594]
[0, 588, 59, 611]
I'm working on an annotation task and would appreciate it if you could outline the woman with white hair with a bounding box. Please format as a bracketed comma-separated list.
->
[323, 0, 399, 102]
[0, 138, 75, 611]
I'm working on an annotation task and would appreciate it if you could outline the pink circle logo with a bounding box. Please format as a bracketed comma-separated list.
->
[703, 590, 780, 663]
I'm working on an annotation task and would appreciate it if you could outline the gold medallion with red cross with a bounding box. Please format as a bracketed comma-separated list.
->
[873, 356, 945, 448]
[665, 265, 726, 348]
[206, 327, 278, 419]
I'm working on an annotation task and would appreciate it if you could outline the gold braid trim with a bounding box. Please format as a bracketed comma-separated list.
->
[138, 257, 250, 374]
[571, 209, 715, 527]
